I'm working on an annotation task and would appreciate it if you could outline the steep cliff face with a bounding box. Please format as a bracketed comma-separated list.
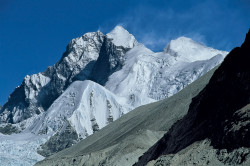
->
[0, 28, 137, 124]
[89, 37, 130, 85]
[90, 26, 138, 85]
[135, 30, 250, 165]
[0, 31, 105, 123]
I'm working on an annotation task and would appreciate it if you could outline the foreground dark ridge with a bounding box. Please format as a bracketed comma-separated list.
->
[135, 29, 250, 165]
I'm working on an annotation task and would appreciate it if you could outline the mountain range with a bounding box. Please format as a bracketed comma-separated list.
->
[0, 26, 228, 165]
[36, 29, 250, 166]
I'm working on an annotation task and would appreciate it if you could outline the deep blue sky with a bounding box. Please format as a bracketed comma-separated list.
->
[0, 0, 250, 105]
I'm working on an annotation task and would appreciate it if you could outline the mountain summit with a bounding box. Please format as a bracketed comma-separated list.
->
[106, 25, 138, 48]
[164, 36, 228, 62]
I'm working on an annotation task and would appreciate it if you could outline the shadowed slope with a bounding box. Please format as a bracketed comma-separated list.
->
[135, 30, 250, 165]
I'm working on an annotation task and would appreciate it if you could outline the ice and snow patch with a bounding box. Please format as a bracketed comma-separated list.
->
[107, 26, 138, 48]
[0, 133, 47, 166]
[164, 37, 228, 62]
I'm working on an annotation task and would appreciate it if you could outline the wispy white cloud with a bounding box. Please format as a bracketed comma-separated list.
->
[98, 0, 250, 52]
[112, 1, 216, 50]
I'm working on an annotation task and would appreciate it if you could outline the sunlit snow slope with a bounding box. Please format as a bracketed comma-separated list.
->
[29, 80, 130, 138]
[105, 39, 227, 107]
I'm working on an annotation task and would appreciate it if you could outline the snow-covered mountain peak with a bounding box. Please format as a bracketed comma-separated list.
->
[70, 31, 103, 45]
[164, 36, 204, 53]
[164, 36, 228, 62]
[68, 31, 104, 52]
[106, 25, 138, 48]
[29, 80, 130, 138]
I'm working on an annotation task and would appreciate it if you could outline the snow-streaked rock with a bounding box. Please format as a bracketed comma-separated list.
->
[0, 31, 105, 124]
[0, 26, 140, 124]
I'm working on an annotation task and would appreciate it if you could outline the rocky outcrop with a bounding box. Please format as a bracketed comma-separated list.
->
[135, 29, 250, 165]
[147, 139, 250, 166]
[37, 121, 78, 157]
[0, 124, 20, 135]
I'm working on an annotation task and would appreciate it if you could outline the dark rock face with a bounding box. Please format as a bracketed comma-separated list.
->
[0, 84, 28, 123]
[90, 37, 128, 85]
[0, 124, 20, 134]
[135, 29, 250, 165]
[221, 104, 250, 150]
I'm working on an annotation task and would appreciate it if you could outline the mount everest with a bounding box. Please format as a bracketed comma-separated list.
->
[0, 25, 228, 165]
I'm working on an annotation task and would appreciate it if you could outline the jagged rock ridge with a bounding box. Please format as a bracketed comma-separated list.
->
[0, 31, 105, 123]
